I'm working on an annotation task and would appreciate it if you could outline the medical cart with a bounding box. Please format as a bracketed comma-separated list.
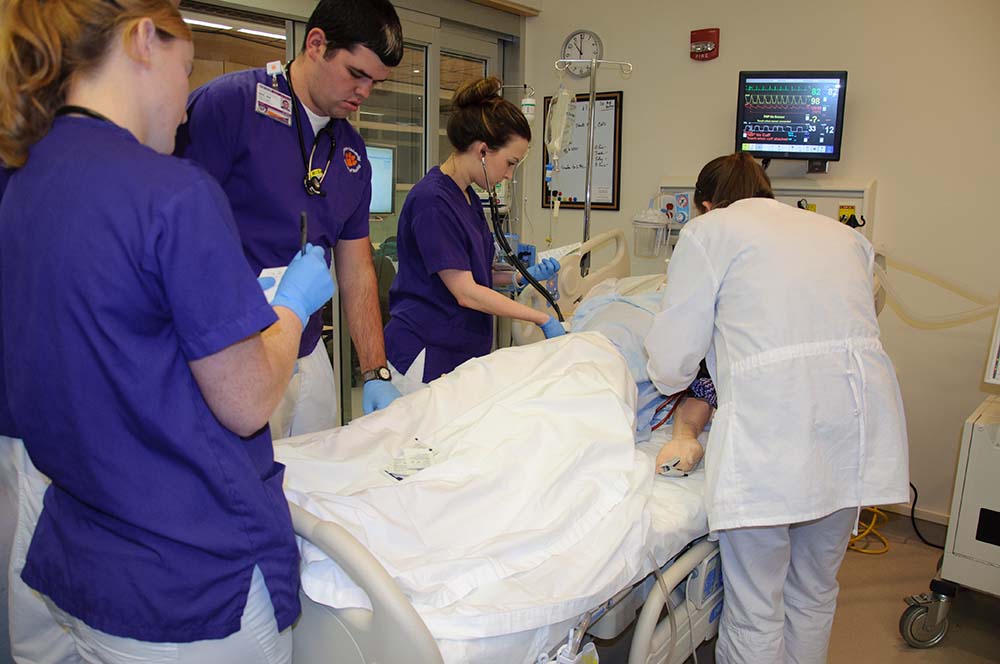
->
[899, 394, 1000, 648]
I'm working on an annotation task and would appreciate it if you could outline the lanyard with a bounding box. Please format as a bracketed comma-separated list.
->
[285, 60, 336, 197]
[56, 105, 115, 124]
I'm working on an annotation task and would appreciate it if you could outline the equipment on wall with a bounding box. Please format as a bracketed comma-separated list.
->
[554, 35, 632, 274]
[560, 29, 603, 77]
[986, 303, 1000, 385]
[500, 83, 536, 123]
[631, 191, 675, 260]
[735, 70, 848, 174]
[690, 28, 720, 61]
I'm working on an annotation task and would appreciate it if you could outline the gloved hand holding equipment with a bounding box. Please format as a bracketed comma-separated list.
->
[539, 316, 566, 339]
[518, 257, 560, 287]
[270, 243, 335, 327]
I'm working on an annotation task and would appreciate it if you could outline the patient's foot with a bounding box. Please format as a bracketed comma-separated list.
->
[655, 436, 704, 474]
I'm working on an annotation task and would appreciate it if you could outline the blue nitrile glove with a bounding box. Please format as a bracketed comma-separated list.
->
[363, 379, 401, 414]
[257, 276, 276, 290]
[270, 243, 335, 327]
[539, 315, 566, 339]
[518, 257, 560, 287]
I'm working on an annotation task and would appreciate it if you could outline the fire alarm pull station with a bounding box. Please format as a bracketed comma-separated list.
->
[691, 28, 719, 61]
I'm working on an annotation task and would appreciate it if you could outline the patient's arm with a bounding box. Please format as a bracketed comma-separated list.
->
[656, 396, 713, 473]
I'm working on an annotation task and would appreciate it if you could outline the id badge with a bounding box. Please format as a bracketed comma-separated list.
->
[254, 82, 292, 126]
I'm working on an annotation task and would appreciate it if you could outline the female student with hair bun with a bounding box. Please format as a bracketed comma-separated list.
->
[0, 0, 333, 660]
[385, 76, 564, 391]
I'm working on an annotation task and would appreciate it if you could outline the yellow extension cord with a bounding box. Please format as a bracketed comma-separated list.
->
[848, 507, 890, 555]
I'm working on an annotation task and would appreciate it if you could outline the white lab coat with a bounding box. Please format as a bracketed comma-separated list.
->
[645, 198, 909, 532]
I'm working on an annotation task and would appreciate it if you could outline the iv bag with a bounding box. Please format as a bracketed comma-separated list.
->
[545, 84, 575, 166]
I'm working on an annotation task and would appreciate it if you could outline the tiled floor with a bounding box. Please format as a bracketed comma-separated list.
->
[594, 514, 1000, 663]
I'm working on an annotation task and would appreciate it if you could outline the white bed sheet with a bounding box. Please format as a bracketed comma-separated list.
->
[434, 431, 707, 663]
[279, 333, 640, 610]
[276, 332, 708, 663]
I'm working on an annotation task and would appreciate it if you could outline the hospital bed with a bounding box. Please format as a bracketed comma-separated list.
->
[286, 436, 719, 664]
[512, 230, 632, 347]
[283, 234, 723, 664]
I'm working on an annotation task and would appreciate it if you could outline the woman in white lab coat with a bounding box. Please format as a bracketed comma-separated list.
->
[644, 153, 909, 664]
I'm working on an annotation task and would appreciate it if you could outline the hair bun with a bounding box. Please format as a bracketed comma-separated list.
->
[450, 76, 502, 110]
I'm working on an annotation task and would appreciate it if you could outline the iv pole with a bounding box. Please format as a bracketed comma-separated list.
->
[554, 57, 632, 274]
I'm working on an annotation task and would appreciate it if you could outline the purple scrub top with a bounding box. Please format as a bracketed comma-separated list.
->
[0, 166, 13, 437]
[0, 117, 300, 642]
[385, 167, 495, 381]
[175, 67, 371, 358]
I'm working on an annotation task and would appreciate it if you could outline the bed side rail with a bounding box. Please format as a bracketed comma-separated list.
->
[289, 502, 444, 664]
[628, 539, 719, 664]
[513, 229, 631, 346]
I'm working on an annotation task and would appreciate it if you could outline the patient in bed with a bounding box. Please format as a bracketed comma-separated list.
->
[570, 277, 716, 474]
[277, 328, 712, 661]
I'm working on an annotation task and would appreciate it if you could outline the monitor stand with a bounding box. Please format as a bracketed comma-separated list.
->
[807, 159, 829, 174]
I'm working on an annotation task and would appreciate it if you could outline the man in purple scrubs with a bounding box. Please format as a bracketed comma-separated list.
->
[176, 0, 403, 435]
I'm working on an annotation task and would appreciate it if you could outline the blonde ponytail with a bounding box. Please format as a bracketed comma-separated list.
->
[0, 0, 190, 167]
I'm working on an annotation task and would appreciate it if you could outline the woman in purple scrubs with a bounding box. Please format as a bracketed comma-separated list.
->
[0, 2, 332, 662]
[385, 77, 565, 388]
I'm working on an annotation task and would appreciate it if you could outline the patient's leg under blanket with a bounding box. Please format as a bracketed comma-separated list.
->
[277, 332, 640, 612]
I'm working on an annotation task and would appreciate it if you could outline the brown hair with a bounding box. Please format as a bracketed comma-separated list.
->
[0, 0, 190, 167]
[446, 76, 531, 154]
[694, 152, 774, 213]
[304, 0, 403, 67]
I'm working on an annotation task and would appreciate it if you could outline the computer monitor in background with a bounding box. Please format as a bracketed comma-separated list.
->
[735, 71, 848, 162]
[368, 145, 395, 215]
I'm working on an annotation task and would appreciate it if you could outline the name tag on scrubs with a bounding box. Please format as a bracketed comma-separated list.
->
[254, 83, 292, 126]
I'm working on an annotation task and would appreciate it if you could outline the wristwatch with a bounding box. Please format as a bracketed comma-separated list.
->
[362, 366, 392, 383]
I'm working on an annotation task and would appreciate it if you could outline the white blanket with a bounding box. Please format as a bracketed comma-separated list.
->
[278, 332, 641, 620]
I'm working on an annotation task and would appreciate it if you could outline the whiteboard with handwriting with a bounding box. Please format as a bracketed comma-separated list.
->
[542, 91, 622, 210]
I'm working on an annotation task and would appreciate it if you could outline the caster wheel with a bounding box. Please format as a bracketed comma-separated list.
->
[899, 604, 948, 648]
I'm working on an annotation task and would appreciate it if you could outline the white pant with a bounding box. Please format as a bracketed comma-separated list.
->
[1, 438, 292, 664]
[715, 508, 856, 664]
[387, 349, 427, 396]
[1, 436, 77, 664]
[43, 566, 290, 664]
[269, 342, 338, 439]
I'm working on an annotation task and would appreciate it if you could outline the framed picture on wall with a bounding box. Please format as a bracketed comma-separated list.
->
[541, 90, 623, 211]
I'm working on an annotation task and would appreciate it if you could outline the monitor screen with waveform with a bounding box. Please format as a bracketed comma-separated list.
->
[735, 71, 848, 161]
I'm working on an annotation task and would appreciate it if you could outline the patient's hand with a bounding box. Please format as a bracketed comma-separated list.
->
[656, 436, 704, 474]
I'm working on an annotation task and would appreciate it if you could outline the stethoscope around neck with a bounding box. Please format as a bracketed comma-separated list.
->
[284, 60, 336, 197]
[479, 152, 563, 321]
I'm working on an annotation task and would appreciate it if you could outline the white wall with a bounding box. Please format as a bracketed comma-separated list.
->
[522, 0, 1000, 521]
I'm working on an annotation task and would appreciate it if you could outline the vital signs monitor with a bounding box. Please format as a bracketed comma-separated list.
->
[736, 71, 848, 162]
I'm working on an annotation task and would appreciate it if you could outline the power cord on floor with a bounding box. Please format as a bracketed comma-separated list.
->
[848, 506, 890, 554]
[909, 482, 945, 550]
